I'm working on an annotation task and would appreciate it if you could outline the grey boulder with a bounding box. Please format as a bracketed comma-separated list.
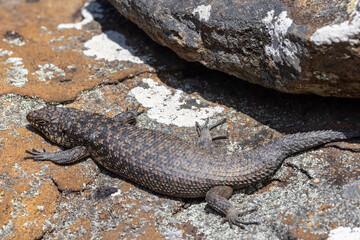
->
[109, 0, 360, 98]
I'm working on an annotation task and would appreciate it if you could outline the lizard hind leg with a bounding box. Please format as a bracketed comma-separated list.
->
[195, 118, 227, 150]
[205, 186, 259, 229]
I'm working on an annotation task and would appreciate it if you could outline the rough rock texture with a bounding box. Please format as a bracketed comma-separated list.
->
[1, 0, 360, 239]
[109, 0, 360, 98]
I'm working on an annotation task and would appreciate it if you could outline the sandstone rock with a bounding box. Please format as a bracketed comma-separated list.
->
[1, 0, 360, 239]
[109, 0, 360, 98]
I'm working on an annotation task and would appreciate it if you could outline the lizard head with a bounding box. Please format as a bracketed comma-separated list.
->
[26, 106, 70, 146]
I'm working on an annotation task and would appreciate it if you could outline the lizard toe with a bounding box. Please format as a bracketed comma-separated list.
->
[223, 207, 259, 229]
[24, 148, 50, 161]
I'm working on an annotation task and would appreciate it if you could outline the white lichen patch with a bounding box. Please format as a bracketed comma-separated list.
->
[3, 38, 25, 46]
[262, 10, 301, 72]
[0, 48, 13, 57]
[32, 63, 65, 82]
[2, 57, 28, 87]
[328, 227, 360, 240]
[0, 220, 14, 239]
[310, 2, 360, 45]
[57, 1, 103, 30]
[162, 227, 188, 240]
[129, 78, 223, 127]
[192, 5, 212, 21]
[37, 206, 44, 212]
[83, 30, 146, 64]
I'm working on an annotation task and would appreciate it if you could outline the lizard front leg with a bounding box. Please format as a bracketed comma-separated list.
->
[205, 186, 259, 229]
[24, 146, 90, 164]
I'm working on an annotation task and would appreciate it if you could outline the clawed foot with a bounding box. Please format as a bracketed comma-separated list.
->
[24, 148, 50, 161]
[196, 118, 227, 149]
[172, 200, 192, 215]
[222, 207, 260, 229]
[125, 104, 144, 117]
[196, 118, 228, 140]
[124, 104, 144, 125]
[114, 104, 144, 125]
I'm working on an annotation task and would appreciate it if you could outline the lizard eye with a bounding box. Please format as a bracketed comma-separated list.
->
[36, 120, 47, 126]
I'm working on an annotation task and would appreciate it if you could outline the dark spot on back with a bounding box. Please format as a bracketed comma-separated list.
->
[94, 187, 118, 200]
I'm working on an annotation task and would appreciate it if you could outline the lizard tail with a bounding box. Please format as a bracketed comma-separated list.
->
[269, 130, 360, 157]
[230, 130, 359, 187]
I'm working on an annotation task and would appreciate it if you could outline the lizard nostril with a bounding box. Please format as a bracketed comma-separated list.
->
[26, 112, 34, 122]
